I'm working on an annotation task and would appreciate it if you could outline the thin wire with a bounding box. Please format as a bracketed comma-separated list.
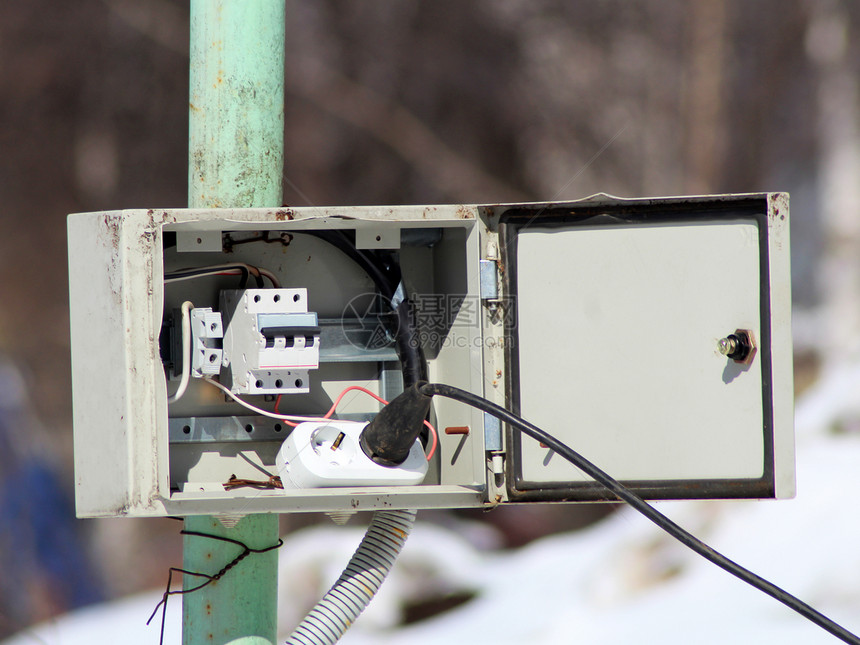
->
[163, 268, 246, 284]
[206, 376, 441, 461]
[275, 384, 438, 461]
[165, 262, 281, 287]
[168, 266, 438, 457]
[418, 382, 860, 645]
[167, 301, 194, 403]
[254, 267, 279, 287]
[203, 377, 329, 423]
[147, 530, 283, 645]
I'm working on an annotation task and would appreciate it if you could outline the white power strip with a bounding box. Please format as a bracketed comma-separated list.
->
[276, 420, 428, 488]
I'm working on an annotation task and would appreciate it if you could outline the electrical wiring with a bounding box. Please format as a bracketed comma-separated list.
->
[165, 279, 437, 458]
[275, 385, 438, 461]
[417, 382, 860, 645]
[164, 268, 250, 285]
[164, 262, 281, 288]
[167, 301, 194, 403]
[302, 230, 397, 299]
[300, 230, 427, 387]
[162, 242, 435, 457]
[202, 377, 332, 423]
[201, 378, 439, 462]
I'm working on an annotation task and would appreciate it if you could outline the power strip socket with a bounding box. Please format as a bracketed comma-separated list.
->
[276, 420, 428, 488]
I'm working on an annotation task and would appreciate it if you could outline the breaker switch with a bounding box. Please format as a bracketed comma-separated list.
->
[220, 288, 320, 395]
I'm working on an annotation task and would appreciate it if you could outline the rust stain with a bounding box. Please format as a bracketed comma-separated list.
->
[102, 213, 123, 304]
[455, 205, 474, 219]
[103, 212, 121, 250]
[274, 208, 294, 221]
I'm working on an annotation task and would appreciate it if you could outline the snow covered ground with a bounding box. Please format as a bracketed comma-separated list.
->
[4, 363, 860, 645]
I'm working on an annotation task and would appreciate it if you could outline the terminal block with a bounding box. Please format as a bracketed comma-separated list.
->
[189, 307, 223, 377]
[219, 288, 320, 395]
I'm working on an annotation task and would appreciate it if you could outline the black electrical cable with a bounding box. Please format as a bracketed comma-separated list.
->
[303, 230, 396, 299]
[391, 298, 425, 387]
[301, 230, 428, 387]
[418, 382, 860, 645]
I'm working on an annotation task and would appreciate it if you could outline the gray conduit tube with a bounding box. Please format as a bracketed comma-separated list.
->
[285, 509, 417, 645]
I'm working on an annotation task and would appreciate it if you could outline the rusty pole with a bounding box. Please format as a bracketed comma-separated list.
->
[183, 1, 285, 643]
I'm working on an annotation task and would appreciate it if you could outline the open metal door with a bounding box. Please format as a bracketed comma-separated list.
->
[499, 194, 794, 502]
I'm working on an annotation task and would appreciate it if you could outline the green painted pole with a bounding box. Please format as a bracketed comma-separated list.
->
[184, 2, 284, 644]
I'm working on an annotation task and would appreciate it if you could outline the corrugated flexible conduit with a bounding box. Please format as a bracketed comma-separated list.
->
[285, 509, 417, 645]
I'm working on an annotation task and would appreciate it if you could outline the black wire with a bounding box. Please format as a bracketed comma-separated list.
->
[418, 382, 860, 645]
[146, 530, 283, 645]
[302, 230, 397, 299]
[392, 298, 425, 387]
[301, 230, 428, 387]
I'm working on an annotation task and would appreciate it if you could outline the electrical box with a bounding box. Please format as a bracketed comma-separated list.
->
[67, 193, 794, 518]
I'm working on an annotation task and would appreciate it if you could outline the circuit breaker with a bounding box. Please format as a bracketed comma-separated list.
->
[218, 288, 319, 395]
[67, 193, 795, 518]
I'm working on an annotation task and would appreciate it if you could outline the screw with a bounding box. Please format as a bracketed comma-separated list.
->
[718, 336, 738, 356]
[718, 330, 755, 363]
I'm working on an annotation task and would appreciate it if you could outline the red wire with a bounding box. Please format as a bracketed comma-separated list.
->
[273, 395, 299, 428]
[275, 386, 438, 461]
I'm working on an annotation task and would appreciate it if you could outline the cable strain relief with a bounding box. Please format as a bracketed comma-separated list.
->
[359, 382, 431, 466]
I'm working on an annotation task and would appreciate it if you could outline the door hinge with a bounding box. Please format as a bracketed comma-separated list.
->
[484, 412, 502, 451]
[479, 259, 498, 300]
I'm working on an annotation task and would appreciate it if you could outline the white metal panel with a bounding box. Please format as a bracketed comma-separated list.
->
[68, 206, 488, 517]
[68, 210, 167, 517]
[766, 193, 795, 497]
[515, 219, 766, 484]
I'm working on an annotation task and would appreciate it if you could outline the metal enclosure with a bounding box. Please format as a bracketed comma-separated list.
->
[67, 193, 794, 518]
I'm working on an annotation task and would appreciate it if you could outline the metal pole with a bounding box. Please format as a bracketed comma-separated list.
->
[184, 2, 284, 644]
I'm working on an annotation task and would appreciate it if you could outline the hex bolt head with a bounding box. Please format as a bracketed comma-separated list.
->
[718, 329, 756, 364]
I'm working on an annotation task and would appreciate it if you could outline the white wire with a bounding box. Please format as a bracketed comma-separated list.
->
[163, 270, 242, 284]
[167, 301, 194, 404]
[203, 377, 328, 423]
[164, 262, 281, 288]
[256, 267, 280, 287]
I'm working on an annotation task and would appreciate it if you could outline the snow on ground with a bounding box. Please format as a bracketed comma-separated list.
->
[5, 363, 860, 645]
